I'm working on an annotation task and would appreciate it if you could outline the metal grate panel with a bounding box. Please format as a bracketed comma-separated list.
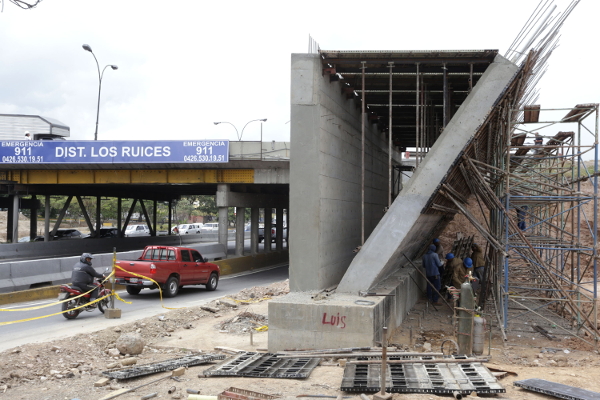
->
[203, 352, 320, 379]
[514, 378, 600, 400]
[341, 356, 505, 395]
[103, 354, 225, 380]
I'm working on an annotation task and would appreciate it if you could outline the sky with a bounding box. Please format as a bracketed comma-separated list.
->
[0, 0, 597, 144]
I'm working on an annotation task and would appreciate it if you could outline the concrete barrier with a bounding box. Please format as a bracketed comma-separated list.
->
[11, 259, 62, 291]
[215, 250, 289, 275]
[0, 261, 14, 293]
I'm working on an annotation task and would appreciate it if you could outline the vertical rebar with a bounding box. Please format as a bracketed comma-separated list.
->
[415, 63, 420, 168]
[379, 327, 388, 395]
[388, 62, 394, 206]
[443, 63, 448, 128]
[593, 106, 599, 323]
[469, 63, 473, 92]
[361, 61, 366, 245]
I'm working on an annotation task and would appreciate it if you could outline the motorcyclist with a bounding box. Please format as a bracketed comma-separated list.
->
[71, 253, 104, 304]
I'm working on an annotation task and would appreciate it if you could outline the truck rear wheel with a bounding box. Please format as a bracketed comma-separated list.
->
[126, 286, 142, 295]
[206, 273, 219, 291]
[163, 276, 179, 298]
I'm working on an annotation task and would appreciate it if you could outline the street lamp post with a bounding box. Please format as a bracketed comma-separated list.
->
[82, 44, 118, 141]
[214, 118, 267, 141]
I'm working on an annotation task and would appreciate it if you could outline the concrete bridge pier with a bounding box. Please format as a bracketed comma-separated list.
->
[268, 52, 519, 351]
[216, 184, 288, 257]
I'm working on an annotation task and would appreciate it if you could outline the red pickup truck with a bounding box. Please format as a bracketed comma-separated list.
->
[114, 246, 220, 298]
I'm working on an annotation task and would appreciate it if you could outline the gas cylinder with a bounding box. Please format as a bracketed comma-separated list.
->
[457, 280, 475, 355]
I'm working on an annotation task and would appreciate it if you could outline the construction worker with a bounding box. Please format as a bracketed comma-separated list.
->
[443, 253, 463, 289]
[452, 257, 470, 289]
[470, 244, 485, 271]
[422, 244, 443, 306]
[433, 238, 445, 262]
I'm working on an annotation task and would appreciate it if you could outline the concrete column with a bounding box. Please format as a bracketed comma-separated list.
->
[30, 195, 38, 240]
[153, 199, 157, 234]
[117, 198, 123, 238]
[7, 195, 19, 243]
[168, 199, 173, 235]
[218, 206, 229, 255]
[286, 208, 289, 251]
[251, 207, 259, 255]
[275, 207, 283, 251]
[44, 195, 50, 242]
[217, 184, 230, 255]
[264, 208, 272, 253]
[96, 196, 102, 234]
[235, 207, 245, 256]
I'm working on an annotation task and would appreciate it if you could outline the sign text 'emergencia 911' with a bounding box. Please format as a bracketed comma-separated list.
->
[0, 140, 229, 164]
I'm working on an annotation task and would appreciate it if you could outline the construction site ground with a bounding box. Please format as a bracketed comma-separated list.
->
[1, 280, 600, 400]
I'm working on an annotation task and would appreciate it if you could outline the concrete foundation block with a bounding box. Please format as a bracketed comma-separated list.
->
[104, 308, 122, 319]
[268, 265, 424, 351]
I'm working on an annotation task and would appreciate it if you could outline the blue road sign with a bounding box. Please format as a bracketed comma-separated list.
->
[0, 140, 229, 164]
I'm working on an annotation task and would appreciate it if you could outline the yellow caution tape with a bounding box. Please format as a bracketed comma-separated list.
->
[0, 271, 116, 312]
[112, 291, 132, 305]
[1, 258, 188, 325]
[113, 264, 184, 310]
[254, 325, 269, 332]
[0, 292, 112, 326]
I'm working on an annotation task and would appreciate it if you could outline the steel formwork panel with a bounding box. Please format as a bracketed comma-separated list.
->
[202, 352, 321, 379]
[103, 354, 225, 380]
[514, 378, 600, 400]
[341, 358, 504, 394]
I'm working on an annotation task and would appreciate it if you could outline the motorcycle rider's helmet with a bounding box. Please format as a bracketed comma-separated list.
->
[81, 253, 94, 263]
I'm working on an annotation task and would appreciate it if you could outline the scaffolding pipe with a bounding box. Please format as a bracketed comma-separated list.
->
[388, 62, 394, 206]
[361, 61, 366, 245]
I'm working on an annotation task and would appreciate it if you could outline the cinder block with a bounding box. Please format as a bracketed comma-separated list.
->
[94, 377, 110, 387]
[104, 308, 121, 319]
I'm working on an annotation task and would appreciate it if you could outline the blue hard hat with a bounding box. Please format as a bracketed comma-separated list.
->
[464, 257, 473, 267]
[446, 253, 454, 260]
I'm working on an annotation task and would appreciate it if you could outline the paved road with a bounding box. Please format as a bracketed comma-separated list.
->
[0, 264, 289, 352]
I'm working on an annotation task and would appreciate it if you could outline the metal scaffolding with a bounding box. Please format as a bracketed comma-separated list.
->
[451, 104, 599, 343]
[496, 104, 599, 341]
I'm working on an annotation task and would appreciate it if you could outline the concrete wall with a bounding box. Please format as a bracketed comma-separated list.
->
[337, 54, 519, 293]
[290, 53, 402, 292]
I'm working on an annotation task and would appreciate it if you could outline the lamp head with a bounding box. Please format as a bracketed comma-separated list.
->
[213, 122, 221, 125]
[110, 65, 118, 70]
[260, 118, 267, 122]
[82, 44, 93, 53]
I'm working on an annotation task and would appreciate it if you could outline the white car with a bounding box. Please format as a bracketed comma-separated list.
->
[201, 222, 219, 232]
[124, 224, 150, 237]
[177, 223, 203, 234]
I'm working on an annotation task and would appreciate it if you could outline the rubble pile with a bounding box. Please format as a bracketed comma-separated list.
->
[227, 280, 289, 301]
[217, 311, 268, 335]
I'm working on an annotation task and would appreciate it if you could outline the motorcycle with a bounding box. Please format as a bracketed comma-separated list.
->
[58, 275, 111, 320]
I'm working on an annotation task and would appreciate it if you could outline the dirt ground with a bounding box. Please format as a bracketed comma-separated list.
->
[1, 279, 600, 400]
